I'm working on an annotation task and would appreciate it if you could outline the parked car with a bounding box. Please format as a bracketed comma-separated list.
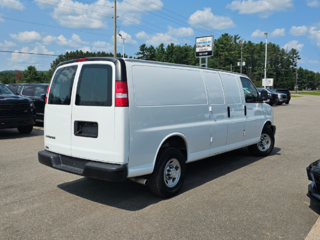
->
[7, 83, 49, 122]
[0, 83, 34, 134]
[266, 89, 287, 105]
[273, 88, 291, 104]
[38, 57, 276, 198]
[257, 88, 279, 106]
[306, 160, 320, 204]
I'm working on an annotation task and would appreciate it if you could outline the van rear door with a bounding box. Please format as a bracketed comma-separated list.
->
[44, 65, 78, 156]
[70, 62, 116, 163]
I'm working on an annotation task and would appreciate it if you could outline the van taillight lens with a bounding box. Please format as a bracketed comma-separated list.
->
[45, 84, 50, 104]
[115, 81, 128, 107]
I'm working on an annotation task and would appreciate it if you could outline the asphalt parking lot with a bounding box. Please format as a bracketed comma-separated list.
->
[1, 95, 320, 240]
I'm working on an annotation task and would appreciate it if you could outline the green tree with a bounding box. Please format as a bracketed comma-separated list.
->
[23, 66, 41, 83]
[0, 76, 10, 84]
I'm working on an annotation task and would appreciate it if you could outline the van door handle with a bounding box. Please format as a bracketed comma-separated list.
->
[227, 107, 230, 118]
[244, 106, 247, 116]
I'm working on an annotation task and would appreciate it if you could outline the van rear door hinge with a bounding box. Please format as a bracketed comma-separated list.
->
[210, 137, 213, 142]
[209, 106, 212, 112]
[243, 130, 246, 136]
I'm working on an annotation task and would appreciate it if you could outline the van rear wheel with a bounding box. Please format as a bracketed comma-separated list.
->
[149, 148, 186, 198]
[248, 126, 274, 157]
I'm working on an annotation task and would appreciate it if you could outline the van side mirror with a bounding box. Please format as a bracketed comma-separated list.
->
[260, 90, 268, 101]
[40, 94, 46, 100]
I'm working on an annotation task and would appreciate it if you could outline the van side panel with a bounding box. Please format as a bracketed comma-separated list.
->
[126, 62, 210, 169]
[202, 70, 228, 149]
[219, 72, 246, 145]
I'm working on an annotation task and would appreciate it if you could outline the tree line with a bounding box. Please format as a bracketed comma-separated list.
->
[0, 66, 51, 84]
[1, 33, 319, 90]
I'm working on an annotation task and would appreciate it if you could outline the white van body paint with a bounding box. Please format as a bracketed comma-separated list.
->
[44, 58, 274, 180]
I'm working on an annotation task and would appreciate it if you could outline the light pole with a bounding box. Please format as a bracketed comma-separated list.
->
[118, 33, 126, 58]
[295, 57, 301, 93]
[240, 40, 244, 74]
[264, 32, 268, 89]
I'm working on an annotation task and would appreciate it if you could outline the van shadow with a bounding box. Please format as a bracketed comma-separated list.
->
[0, 127, 44, 139]
[58, 147, 281, 211]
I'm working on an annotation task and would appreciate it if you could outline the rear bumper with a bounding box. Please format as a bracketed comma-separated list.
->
[38, 150, 128, 182]
[0, 117, 33, 129]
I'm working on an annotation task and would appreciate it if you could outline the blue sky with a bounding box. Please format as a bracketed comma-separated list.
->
[0, 0, 319, 72]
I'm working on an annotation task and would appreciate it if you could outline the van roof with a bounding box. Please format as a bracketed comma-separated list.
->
[57, 57, 249, 78]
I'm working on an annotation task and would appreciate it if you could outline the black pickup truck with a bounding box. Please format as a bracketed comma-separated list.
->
[0, 83, 34, 134]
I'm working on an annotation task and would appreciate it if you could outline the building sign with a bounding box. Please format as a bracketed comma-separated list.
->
[237, 62, 246, 66]
[262, 78, 274, 87]
[195, 36, 214, 57]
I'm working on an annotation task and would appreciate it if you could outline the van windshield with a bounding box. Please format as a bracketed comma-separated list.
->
[49, 66, 77, 105]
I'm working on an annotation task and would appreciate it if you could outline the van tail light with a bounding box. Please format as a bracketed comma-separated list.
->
[45, 84, 50, 104]
[289, 93, 291, 97]
[77, 58, 87, 62]
[115, 81, 128, 107]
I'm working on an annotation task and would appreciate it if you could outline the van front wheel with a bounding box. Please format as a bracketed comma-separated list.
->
[248, 127, 274, 157]
[149, 148, 186, 198]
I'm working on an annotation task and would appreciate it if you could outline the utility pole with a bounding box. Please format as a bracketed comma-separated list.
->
[264, 32, 268, 89]
[240, 40, 244, 74]
[230, 64, 232, 72]
[114, 0, 117, 57]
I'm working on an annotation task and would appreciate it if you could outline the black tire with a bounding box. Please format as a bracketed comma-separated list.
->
[149, 148, 186, 198]
[286, 101, 290, 104]
[248, 126, 275, 157]
[17, 125, 33, 134]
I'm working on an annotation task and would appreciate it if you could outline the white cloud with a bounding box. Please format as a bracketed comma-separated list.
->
[309, 60, 319, 64]
[113, 30, 137, 45]
[0, 0, 24, 10]
[189, 8, 236, 30]
[37, 0, 164, 29]
[79, 46, 91, 52]
[309, 27, 320, 47]
[92, 41, 113, 52]
[8, 43, 54, 64]
[226, 0, 293, 18]
[0, 15, 4, 22]
[251, 29, 267, 38]
[146, 33, 179, 46]
[290, 26, 308, 36]
[307, 0, 320, 7]
[270, 28, 285, 37]
[10, 31, 42, 43]
[283, 40, 304, 51]
[167, 26, 194, 37]
[136, 31, 149, 39]
[42, 34, 88, 47]
[0, 40, 16, 48]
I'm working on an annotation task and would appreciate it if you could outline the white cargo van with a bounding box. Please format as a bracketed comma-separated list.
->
[38, 57, 275, 197]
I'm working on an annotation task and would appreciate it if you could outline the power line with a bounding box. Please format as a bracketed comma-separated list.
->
[30, 0, 159, 35]
[2, 17, 112, 37]
[0, 50, 59, 57]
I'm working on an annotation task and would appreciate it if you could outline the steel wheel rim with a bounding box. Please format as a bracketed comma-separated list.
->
[163, 158, 181, 188]
[257, 133, 271, 152]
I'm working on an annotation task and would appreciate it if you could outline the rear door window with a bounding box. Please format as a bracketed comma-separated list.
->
[49, 66, 78, 105]
[34, 86, 48, 97]
[22, 86, 34, 96]
[75, 64, 112, 106]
